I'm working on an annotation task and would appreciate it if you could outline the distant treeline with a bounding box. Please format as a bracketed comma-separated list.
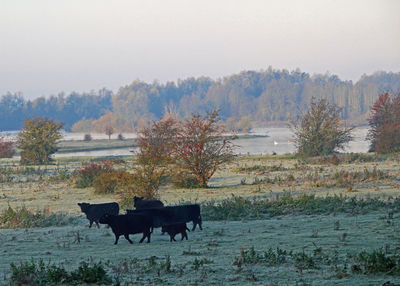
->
[0, 89, 113, 131]
[1, 69, 400, 132]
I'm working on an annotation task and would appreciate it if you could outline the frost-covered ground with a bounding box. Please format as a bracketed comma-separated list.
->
[1, 211, 399, 285]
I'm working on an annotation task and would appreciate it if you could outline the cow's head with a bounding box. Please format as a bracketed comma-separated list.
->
[133, 196, 143, 206]
[77, 202, 90, 213]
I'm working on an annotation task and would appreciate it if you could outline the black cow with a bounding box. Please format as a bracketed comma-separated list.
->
[134, 196, 164, 209]
[77, 202, 119, 228]
[127, 204, 202, 231]
[161, 223, 190, 241]
[99, 214, 152, 244]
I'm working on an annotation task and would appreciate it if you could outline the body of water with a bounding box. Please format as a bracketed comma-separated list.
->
[52, 127, 370, 158]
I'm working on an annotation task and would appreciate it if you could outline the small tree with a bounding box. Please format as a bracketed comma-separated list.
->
[290, 97, 353, 157]
[0, 135, 15, 158]
[17, 118, 63, 164]
[367, 92, 400, 153]
[104, 125, 114, 140]
[130, 115, 178, 198]
[174, 110, 234, 187]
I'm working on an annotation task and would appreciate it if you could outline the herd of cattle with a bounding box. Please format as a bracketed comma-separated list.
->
[77, 196, 202, 245]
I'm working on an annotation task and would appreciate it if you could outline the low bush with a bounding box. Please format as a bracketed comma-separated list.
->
[83, 133, 92, 141]
[9, 259, 111, 285]
[171, 170, 201, 188]
[0, 205, 71, 229]
[0, 137, 15, 158]
[94, 170, 134, 194]
[74, 160, 115, 188]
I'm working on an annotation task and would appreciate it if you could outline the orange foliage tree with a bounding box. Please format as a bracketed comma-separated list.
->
[367, 92, 400, 153]
[130, 115, 178, 199]
[174, 110, 234, 187]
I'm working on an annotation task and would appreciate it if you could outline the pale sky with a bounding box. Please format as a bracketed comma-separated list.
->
[1, 0, 399, 99]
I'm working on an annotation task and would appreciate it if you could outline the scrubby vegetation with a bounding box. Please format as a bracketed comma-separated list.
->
[74, 160, 116, 188]
[0, 205, 72, 229]
[9, 259, 111, 285]
[202, 193, 397, 221]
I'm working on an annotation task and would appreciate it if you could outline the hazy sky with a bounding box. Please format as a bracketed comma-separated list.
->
[1, 0, 399, 99]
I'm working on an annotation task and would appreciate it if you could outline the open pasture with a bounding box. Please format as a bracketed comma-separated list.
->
[0, 153, 400, 285]
[1, 210, 400, 285]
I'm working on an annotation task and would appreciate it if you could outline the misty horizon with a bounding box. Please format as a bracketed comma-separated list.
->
[2, 68, 399, 100]
[1, 0, 399, 100]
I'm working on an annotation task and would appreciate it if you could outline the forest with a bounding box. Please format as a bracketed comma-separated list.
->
[1, 68, 400, 132]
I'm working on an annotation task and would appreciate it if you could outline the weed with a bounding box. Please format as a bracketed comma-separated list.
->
[263, 247, 288, 266]
[351, 248, 400, 275]
[190, 258, 213, 271]
[233, 247, 260, 266]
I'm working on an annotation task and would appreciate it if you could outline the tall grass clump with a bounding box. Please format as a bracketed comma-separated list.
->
[0, 205, 72, 229]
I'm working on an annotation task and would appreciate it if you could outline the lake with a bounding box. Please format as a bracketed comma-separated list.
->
[52, 127, 370, 158]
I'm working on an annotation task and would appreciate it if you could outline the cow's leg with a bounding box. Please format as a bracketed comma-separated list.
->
[139, 231, 150, 243]
[146, 231, 151, 243]
[95, 221, 100, 228]
[114, 234, 120, 245]
[199, 216, 203, 230]
[192, 221, 197, 231]
[89, 220, 93, 228]
[124, 234, 133, 244]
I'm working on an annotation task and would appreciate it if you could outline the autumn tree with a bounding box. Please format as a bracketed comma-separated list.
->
[92, 111, 116, 139]
[128, 115, 178, 199]
[367, 92, 400, 153]
[104, 125, 114, 140]
[290, 97, 353, 157]
[0, 134, 15, 158]
[17, 118, 63, 164]
[174, 110, 234, 187]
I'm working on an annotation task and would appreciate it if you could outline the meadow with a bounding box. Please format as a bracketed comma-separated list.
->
[0, 152, 400, 285]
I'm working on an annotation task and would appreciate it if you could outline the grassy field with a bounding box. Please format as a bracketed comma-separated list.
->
[0, 153, 400, 285]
